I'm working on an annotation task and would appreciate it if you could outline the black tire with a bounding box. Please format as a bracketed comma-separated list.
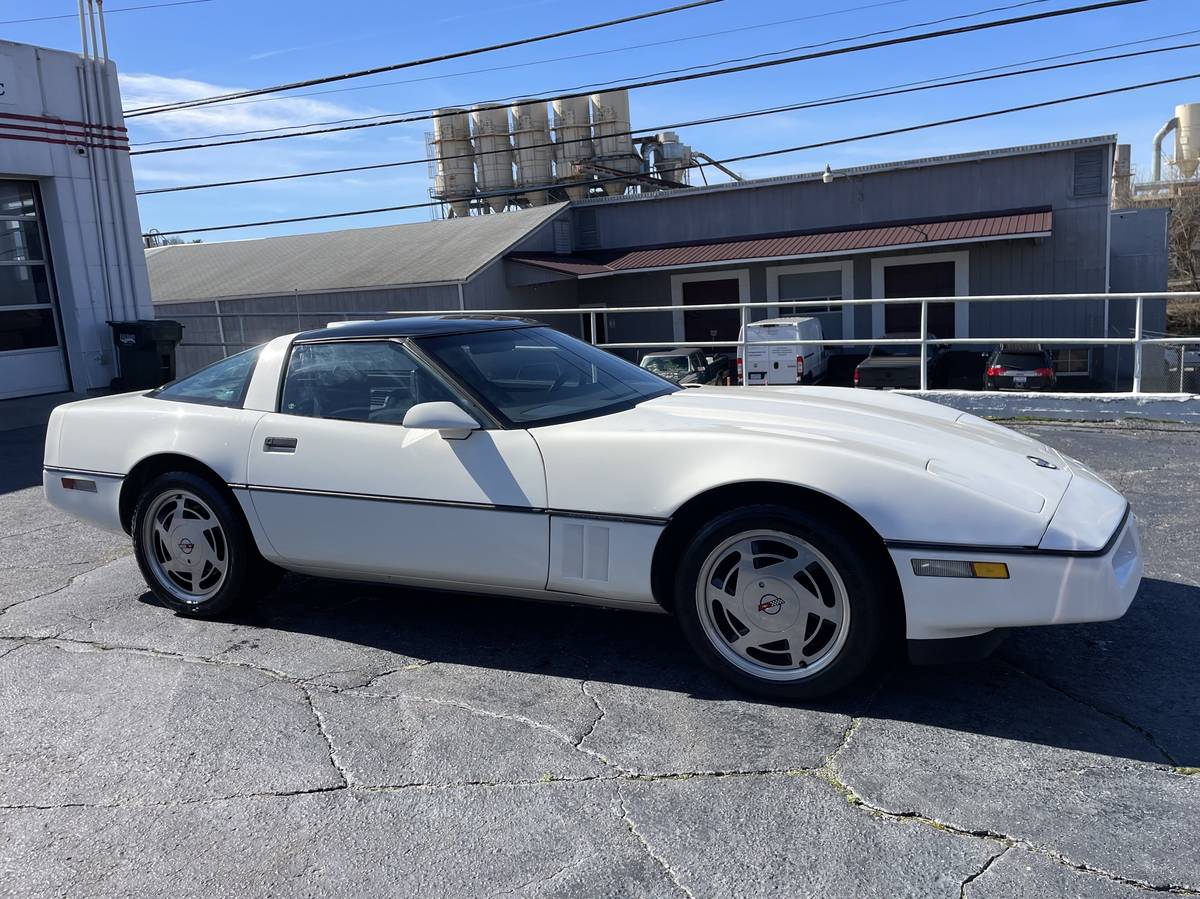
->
[674, 504, 891, 700]
[132, 471, 274, 617]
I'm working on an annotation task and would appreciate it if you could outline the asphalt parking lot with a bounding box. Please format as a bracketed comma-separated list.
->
[1, 416, 1198, 898]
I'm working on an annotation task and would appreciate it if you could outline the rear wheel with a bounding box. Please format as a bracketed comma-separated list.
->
[132, 472, 275, 616]
[674, 505, 889, 700]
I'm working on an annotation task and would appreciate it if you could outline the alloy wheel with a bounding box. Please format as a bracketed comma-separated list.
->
[141, 489, 230, 604]
[694, 529, 850, 682]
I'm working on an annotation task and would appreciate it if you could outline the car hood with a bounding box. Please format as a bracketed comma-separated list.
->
[635, 386, 1073, 517]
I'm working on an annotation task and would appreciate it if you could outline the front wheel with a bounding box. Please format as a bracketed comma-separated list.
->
[132, 472, 274, 616]
[674, 505, 890, 700]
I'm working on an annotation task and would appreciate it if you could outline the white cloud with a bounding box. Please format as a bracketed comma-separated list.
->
[119, 72, 380, 141]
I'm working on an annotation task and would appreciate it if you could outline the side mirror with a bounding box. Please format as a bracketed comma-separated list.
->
[402, 402, 480, 440]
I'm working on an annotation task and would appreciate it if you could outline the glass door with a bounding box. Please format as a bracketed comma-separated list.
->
[0, 180, 70, 399]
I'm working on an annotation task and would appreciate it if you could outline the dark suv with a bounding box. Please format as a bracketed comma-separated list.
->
[984, 345, 1057, 391]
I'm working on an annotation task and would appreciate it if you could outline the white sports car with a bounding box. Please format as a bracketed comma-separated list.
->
[43, 316, 1143, 698]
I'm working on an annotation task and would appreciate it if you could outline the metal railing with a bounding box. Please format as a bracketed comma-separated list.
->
[165, 291, 1200, 395]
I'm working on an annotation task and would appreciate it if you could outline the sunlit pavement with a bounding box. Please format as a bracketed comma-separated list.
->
[1, 417, 1197, 897]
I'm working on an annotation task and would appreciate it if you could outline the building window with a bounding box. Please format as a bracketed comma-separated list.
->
[1052, 348, 1091, 375]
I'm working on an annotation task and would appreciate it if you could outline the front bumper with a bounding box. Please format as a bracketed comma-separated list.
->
[891, 512, 1143, 641]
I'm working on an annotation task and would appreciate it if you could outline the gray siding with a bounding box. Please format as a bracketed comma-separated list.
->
[1107, 208, 1170, 387]
[576, 148, 1110, 254]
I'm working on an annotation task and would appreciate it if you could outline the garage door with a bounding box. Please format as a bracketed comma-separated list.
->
[0, 180, 70, 400]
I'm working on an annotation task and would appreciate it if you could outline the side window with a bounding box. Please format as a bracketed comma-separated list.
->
[153, 345, 262, 408]
[280, 340, 458, 424]
[691, 351, 708, 371]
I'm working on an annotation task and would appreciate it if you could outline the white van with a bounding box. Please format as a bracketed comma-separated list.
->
[737, 317, 828, 386]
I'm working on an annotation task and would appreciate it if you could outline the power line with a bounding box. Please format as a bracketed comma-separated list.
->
[134, 38, 1200, 196]
[0, 0, 212, 25]
[122, 0, 723, 118]
[166, 0, 927, 115]
[127, 0, 1148, 156]
[130, 0, 1054, 146]
[143, 69, 1200, 238]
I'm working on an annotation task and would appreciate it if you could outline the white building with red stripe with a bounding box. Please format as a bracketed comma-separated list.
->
[0, 38, 151, 400]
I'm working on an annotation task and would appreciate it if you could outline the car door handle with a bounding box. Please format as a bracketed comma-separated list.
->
[263, 436, 298, 453]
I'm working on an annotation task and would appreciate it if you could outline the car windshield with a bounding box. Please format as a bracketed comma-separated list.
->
[416, 326, 678, 426]
[642, 355, 690, 375]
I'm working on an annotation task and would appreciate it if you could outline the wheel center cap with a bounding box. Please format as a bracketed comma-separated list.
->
[741, 577, 802, 634]
[178, 537, 194, 555]
[757, 594, 785, 615]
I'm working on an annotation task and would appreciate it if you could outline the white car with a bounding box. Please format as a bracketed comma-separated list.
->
[43, 316, 1143, 699]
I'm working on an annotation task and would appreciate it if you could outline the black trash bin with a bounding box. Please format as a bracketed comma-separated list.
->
[108, 319, 185, 390]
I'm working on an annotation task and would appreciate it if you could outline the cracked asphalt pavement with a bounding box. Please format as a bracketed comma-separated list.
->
[1, 418, 1198, 897]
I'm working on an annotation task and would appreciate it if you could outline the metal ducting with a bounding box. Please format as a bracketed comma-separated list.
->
[1153, 103, 1200, 181]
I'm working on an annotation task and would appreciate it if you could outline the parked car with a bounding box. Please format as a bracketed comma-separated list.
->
[44, 316, 1142, 700]
[984, 345, 1057, 391]
[1165, 348, 1200, 393]
[737, 316, 827, 385]
[853, 333, 944, 389]
[640, 347, 729, 386]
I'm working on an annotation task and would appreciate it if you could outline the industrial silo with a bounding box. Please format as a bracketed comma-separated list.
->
[552, 96, 593, 201]
[1177, 102, 1199, 178]
[470, 104, 515, 213]
[431, 108, 475, 218]
[589, 90, 638, 196]
[510, 101, 553, 207]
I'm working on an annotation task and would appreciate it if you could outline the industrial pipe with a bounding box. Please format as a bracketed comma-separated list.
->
[1152, 116, 1179, 182]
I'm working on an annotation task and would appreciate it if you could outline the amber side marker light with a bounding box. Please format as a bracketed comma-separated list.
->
[911, 559, 1009, 579]
[61, 477, 97, 493]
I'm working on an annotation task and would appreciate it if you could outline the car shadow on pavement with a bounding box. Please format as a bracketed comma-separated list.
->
[138, 573, 1197, 767]
[0, 425, 47, 495]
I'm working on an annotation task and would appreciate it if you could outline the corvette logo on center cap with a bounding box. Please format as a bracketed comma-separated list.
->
[757, 595, 785, 615]
[178, 538, 195, 554]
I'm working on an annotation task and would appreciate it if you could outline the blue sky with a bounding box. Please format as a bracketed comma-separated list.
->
[5, 0, 1198, 240]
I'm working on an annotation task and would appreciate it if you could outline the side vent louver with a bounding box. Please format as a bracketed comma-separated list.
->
[575, 209, 599, 250]
[1072, 147, 1105, 198]
[562, 523, 611, 583]
[553, 219, 572, 255]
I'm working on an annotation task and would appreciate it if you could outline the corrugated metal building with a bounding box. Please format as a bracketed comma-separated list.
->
[150, 134, 1168, 383]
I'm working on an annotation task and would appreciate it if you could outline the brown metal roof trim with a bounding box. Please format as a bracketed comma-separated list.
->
[509, 210, 1052, 277]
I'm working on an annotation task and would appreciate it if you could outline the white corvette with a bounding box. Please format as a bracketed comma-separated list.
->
[43, 316, 1142, 698]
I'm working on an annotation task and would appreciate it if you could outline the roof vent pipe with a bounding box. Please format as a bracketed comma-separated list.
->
[1152, 115, 1179, 182]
